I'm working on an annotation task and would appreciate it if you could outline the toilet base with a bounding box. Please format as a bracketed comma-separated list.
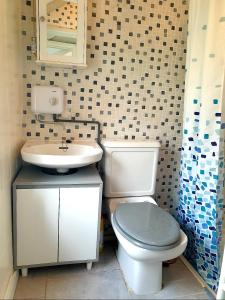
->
[117, 244, 162, 295]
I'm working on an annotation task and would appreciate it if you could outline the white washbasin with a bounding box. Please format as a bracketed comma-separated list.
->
[21, 140, 103, 173]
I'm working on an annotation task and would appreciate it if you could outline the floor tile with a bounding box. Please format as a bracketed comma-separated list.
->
[163, 259, 193, 283]
[14, 274, 46, 300]
[128, 278, 206, 300]
[14, 244, 212, 300]
[174, 291, 210, 299]
[155, 277, 205, 299]
[46, 269, 129, 299]
[90, 243, 120, 273]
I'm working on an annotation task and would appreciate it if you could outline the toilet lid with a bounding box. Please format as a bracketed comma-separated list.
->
[113, 202, 180, 250]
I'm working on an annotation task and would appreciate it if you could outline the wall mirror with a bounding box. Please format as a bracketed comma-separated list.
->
[36, 0, 87, 67]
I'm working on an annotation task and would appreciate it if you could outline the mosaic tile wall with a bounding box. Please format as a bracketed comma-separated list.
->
[21, 0, 189, 209]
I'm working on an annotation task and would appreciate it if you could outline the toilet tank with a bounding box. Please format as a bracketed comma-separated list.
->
[101, 140, 160, 198]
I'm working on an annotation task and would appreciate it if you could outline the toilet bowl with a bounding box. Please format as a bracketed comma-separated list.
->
[107, 197, 187, 295]
[101, 140, 188, 295]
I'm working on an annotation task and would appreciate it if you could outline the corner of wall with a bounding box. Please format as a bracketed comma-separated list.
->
[3, 271, 19, 300]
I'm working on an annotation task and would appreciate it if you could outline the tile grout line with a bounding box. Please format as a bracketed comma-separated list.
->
[172, 291, 210, 299]
[44, 274, 48, 299]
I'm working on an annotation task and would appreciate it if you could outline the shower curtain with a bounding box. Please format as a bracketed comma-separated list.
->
[177, 0, 225, 292]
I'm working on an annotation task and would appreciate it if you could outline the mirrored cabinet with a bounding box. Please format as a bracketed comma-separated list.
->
[36, 0, 87, 67]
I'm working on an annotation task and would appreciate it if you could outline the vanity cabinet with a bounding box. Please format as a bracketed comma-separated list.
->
[13, 166, 102, 275]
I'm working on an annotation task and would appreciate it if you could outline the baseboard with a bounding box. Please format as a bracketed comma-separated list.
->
[3, 270, 19, 300]
[180, 255, 216, 298]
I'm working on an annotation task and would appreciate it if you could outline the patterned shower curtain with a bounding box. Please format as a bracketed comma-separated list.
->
[177, 0, 225, 292]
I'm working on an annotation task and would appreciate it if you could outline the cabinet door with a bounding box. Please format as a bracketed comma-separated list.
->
[59, 187, 100, 262]
[16, 188, 59, 266]
[37, 0, 87, 65]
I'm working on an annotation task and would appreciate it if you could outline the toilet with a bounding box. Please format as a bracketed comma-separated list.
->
[101, 140, 188, 295]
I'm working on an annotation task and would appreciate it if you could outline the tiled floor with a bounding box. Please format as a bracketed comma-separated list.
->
[14, 242, 211, 299]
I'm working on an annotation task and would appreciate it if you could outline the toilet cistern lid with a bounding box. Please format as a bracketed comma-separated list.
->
[113, 202, 180, 250]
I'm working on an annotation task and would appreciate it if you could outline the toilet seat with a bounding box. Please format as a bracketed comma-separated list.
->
[107, 195, 157, 215]
[113, 202, 181, 251]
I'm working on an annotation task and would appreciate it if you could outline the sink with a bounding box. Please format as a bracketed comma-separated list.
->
[21, 141, 103, 173]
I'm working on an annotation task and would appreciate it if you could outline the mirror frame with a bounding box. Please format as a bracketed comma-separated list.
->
[36, 0, 87, 68]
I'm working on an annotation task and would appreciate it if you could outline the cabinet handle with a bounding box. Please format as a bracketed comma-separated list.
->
[40, 16, 46, 22]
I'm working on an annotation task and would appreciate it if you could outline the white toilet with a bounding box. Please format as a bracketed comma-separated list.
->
[101, 140, 188, 295]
